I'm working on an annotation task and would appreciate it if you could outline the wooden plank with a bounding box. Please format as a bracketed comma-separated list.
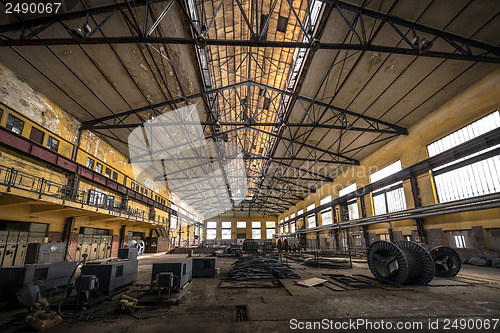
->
[296, 277, 328, 287]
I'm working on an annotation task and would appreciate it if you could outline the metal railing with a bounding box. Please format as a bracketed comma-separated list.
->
[0, 165, 167, 224]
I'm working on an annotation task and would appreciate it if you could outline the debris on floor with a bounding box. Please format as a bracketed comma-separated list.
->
[227, 256, 300, 280]
[211, 247, 242, 257]
[295, 278, 328, 287]
[219, 279, 280, 288]
[304, 257, 353, 269]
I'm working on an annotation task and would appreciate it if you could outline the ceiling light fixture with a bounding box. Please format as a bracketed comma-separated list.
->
[411, 36, 433, 54]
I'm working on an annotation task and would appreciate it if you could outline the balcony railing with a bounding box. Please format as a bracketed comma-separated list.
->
[0, 165, 169, 226]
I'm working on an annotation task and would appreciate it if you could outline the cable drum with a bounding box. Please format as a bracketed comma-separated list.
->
[367, 241, 408, 285]
[129, 240, 145, 256]
[429, 246, 461, 277]
[395, 241, 435, 285]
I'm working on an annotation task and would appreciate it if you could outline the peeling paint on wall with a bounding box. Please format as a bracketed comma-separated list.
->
[0, 64, 80, 143]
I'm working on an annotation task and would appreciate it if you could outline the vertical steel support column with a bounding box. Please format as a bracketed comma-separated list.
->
[387, 222, 394, 242]
[360, 197, 370, 248]
[119, 225, 127, 248]
[63, 216, 75, 261]
[410, 173, 427, 243]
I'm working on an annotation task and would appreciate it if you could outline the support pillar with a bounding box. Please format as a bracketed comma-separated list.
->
[63, 217, 75, 261]
[119, 225, 126, 248]
[362, 225, 370, 248]
[411, 174, 427, 243]
[388, 222, 394, 243]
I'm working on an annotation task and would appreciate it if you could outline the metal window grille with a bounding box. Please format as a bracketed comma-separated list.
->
[428, 111, 500, 203]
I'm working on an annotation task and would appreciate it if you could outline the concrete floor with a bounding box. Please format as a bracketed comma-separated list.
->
[1, 252, 500, 332]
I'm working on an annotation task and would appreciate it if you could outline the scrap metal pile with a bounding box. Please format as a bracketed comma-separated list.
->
[228, 256, 300, 280]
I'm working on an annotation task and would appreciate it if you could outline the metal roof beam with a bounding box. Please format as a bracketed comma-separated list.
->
[1, 38, 498, 63]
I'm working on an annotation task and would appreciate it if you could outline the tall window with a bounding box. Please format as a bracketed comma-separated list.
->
[206, 221, 217, 240]
[6, 114, 24, 135]
[171, 215, 178, 229]
[428, 111, 500, 203]
[306, 203, 316, 228]
[297, 209, 303, 226]
[339, 183, 359, 220]
[252, 222, 261, 239]
[266, 221, 275, 239]
[221, 222, 231, 240]
[370, 161, 407, 215]
[290, 222, 296, 233]
[105, 167, 111, 178]
[320, 195, 333, 225]
[237, 221, 246, 228]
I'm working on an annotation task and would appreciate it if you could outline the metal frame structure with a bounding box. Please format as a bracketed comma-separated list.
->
[0, 0, 499, 216]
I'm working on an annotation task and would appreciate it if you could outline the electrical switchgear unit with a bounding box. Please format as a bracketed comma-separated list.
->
[25, 243, 67, 265]
[2, 231, 19, 267]
[151, 258, 193, 290]
[13, 232, 28, 266]
[89, 236, 99, 260]
[0, 261, 78, 299]
[27, 232, 44, 244]
[104, 236, 112, 258]
[98, 236, 106, 259]
[0, 231, 8, 266]
[75, 234, 84, 262]
[192, 257, 217, 278]
[81, 235, 92, 261]
[81, 259, 138, 295]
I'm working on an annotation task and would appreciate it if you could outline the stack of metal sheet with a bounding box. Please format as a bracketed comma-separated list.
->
[228, 256, 300, 281]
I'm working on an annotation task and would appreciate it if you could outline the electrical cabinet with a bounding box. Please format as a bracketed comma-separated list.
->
[75, 234, 84, 262]
[151, 258, 193, 290]
[192, 257, 217, 278]
[81, 236, 92, 261]
[81, 259, 138, 295]
[27, 232, 44, 244]
[13, 232, 28, 266]
[0, 231, 8, 267]
[2, 231, 19, 267]
[25, 242, 66, 265]
[102, 235, 112, 258]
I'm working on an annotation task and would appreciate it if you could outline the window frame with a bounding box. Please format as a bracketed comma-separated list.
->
[6, 114, 24, 135]
[95, 162, 103, 174]
[370, 161, 407, 215]
[86, 157, 95, 169]
[47, 136, 59, 152]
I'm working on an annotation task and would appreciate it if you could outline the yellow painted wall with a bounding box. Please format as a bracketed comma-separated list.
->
[0, 63, 170, 203]
[278, 68, 500, 243]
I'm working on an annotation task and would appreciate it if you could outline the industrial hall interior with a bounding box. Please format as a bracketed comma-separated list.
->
[0, 0, 499, 332]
